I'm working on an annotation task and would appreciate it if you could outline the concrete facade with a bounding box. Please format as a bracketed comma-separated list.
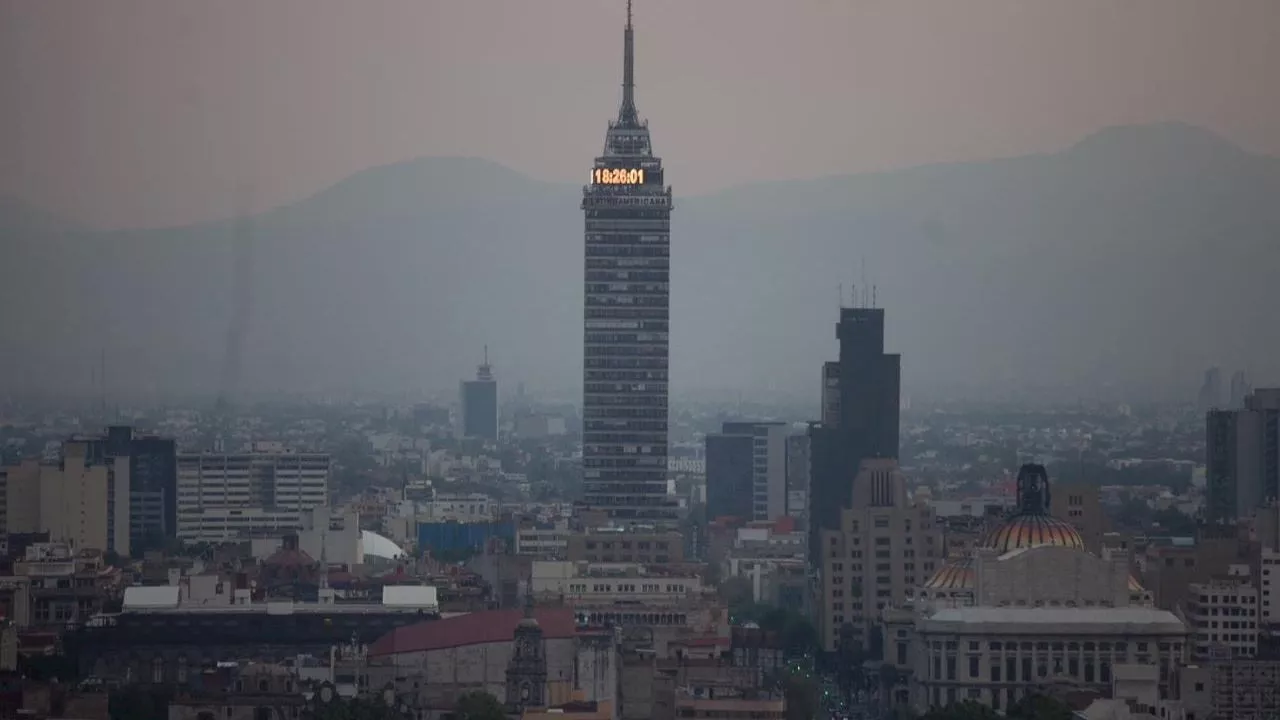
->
[820, 459, 941, 650]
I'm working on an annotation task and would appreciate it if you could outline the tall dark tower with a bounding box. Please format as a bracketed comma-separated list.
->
[461, 346, 498, 441]
[581, 0, 676, 522]
[808, 307, 901, 556]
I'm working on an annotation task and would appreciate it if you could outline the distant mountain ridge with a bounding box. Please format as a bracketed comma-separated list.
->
[3, 122, 1278, 403]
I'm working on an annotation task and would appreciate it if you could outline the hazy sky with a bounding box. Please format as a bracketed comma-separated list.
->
[2, 0, 1279, 230]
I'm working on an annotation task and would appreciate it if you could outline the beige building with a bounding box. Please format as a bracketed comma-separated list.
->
[567, 527, 685, 564]
[819, 458, 942, 650]
[1, 459, 41, 534]
[1055, 480, 1106, 553]
[2, 442, 130, 555]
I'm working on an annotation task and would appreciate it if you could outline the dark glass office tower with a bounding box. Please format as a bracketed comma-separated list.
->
[808, 307, 901, 555]
[581, 2, 676, 521]
[102, 425, 178, 552]
[461, 348, 499, 441]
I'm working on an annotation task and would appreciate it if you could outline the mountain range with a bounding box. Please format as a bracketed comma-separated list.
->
[3, 122, 1279, 404]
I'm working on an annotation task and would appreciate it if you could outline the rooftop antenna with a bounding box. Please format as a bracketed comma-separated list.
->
[860, 256, 868, 308]
[100, 348, 107, 421]
[838, 283, 843, 309]
[872, 285, 877, 309]
[618, 0, 638, 126]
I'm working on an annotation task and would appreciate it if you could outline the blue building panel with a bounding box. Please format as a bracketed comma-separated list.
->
[416, 521, 513, 554]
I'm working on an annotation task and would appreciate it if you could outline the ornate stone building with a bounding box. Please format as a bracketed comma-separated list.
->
[507, 595, 549, 713]
[882, 464, 1187, 714]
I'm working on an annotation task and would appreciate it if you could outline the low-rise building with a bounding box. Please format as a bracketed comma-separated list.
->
[1187, 578, 1260, 659]
[567, 527, 685, 564]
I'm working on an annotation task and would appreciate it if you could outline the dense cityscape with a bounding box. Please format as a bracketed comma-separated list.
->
[3, 3, 1280, 720]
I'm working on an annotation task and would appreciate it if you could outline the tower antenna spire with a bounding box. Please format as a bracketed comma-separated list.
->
[619, 0, 638, 125]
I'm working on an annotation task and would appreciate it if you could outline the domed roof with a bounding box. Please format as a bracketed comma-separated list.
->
[923, 557, 974, 590]
[923, 554, 1145, 596]
[979, 463, 1085, 553]
[362, 530, 406, 560]
[979, 513, 1086, 553]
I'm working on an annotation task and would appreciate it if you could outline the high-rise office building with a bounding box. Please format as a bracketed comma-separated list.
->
[461, 348, 499, 441]
[705, 421, 788, 522]
[706, 433, 754, 521]
[1207, 388, 1280, 522]
[581, 2, 675, 521]
[103, 425, 179, 551]
[1230, 370, 1252, 410]
[723, 421, 788, 520]
[808, 307, 901, 555]
[1198, 367, 1224, 412]
[176, 445, 330, 541]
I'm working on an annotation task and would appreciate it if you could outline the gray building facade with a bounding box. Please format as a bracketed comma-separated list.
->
[706, 433, 754, 522]
[1207, 388, 1280, 522]
[461, 351, 498, 441]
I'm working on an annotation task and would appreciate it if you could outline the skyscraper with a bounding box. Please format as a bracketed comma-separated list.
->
[581, 1, 675, 521]
[1198, 367, 1224, 412]
[705, 433, 754, 521]
[808, 307, 901, 556]
[705, 421, 788, 522]
[461, 347, 498, 441]
[1207, 388, 1280, 522]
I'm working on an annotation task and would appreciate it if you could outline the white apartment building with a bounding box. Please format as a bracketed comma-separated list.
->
[515, 527, 570, 558]
[1187, 579, 1260, 659]
[176, 449, 329, 541]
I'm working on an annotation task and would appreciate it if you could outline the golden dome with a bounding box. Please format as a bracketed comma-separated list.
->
[979, 513, 1086, 553]
[923, 557, 974, 590]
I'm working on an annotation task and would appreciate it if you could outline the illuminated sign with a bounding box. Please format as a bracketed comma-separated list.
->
[591, 167, 646, 185]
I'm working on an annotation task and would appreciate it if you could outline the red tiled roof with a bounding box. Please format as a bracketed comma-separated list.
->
[368, 608, 578, 657]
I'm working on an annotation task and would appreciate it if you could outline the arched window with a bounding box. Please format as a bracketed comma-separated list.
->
[152, 657, 164, 684]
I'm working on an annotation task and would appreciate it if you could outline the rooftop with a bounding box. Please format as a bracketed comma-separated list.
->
[120, 585, 442, 615]
[368, 607, 578, 656]
[923, 607, 1186, 635]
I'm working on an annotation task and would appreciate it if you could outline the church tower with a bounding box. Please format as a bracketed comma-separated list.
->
[505, 589, 547, 712]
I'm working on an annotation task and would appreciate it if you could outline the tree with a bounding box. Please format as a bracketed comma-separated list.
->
[1007, 693, 1074, 720]
[920, 700, 1001, 720]
[718, 576, 756, 619]
[1151, 507, 1197, 536]
[454, 691, 506, 720]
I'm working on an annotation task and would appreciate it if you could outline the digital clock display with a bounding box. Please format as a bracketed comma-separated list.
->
[591, 167, 646, 185]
